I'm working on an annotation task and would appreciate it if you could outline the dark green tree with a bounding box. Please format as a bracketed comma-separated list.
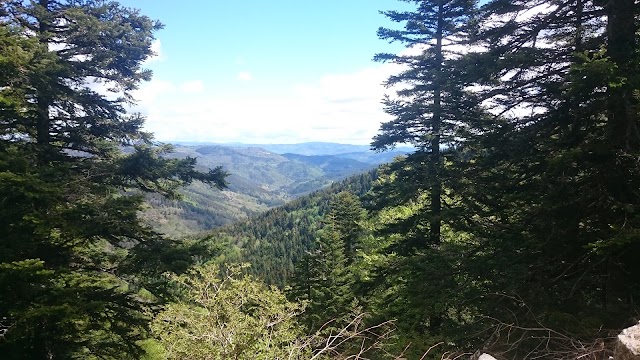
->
[367, 0, 483, 342]
[328, 191, 365, 265]
[0, 2, 227, 358]
[443, 0, 640, 355]
[373, 0, 478, 246]
[290, 216, 353, 332]
[362, 1, 640, 355]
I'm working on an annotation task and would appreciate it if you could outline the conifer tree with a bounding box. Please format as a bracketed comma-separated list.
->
[328, 191, 365, 265]
[367, 0, 482, 340]
[290, 216, 353, 332]
[0, 1, 227, 358]
[373, 0, 478, 246]
[448, 0, 640, 349]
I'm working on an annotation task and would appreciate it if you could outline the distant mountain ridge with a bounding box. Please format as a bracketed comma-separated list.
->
[173, 141, 414, 157]
[142, 143, 408, 237]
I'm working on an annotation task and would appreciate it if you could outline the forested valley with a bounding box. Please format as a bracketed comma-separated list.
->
[1, 0, 639, 359]
[139, 143, 405, 237]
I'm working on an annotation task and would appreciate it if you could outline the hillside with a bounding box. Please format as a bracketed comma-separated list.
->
[202, 170, 377, 286]
[174, 141, 413, 160]
[141, 144, 385, 237]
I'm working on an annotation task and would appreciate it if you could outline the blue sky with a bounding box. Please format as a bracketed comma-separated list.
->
[116, 0, 410, 144]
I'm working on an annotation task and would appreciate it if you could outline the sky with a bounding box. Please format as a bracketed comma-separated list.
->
[115, 0, 411, 145]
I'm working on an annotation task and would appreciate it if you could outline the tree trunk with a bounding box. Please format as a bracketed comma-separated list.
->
[429, 3, 444, 246]
[605, 0, 638, 151]
[36, 0, 50, 146]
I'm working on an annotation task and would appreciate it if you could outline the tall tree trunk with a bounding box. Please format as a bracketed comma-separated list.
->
[36, 0, 50, 146]
[574, 0, 584, 52]
[605, 0, 638, 151]
[429, 3, 444, 246]
[427, 3, 445, 335]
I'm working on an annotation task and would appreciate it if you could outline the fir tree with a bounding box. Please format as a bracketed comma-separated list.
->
[446, 0, 640, 353]
[291, 216, 353, 332]
[0, 2, 227, 358]
[328, 191, 365, 265]
[367, 0, 482, 340]
[373, 0, 478, 246]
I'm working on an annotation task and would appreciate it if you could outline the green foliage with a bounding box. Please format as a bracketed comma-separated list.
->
[0, 2, 227, 358]
[454, 0, 640, 338]
[354, 0, 640, 357]
[139, 145, 376, 237]
[150, 263, 308, 360]
[328, 191, 365, 265]
[373, 0, 485, 250]
[0, 259, 147, 359]
[290, 221, 353, 332]
[1, 0, 638, 358]
[207, 170, 377, 286]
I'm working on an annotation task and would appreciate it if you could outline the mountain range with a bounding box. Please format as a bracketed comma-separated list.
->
[141, 142, 408, 237]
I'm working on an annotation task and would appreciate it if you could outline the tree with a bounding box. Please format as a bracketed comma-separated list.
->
[1, 0, 154, 152]
[368, 0, 482, 341]
[365, 1, 640, 354]
[290, 217, 353, 332]
[373, 0, 478, 246]
[0, 2, 227, 358]
[328, 191, 365, 265]
[443, 0, 640, 354]
[151, 263, 307, 360]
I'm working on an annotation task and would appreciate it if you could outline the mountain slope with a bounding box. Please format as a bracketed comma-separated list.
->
[141, 145, 379, 237]
[202, 170, 378, 286]
[174, 141, 413, 157]
[280, 153, 374, 179]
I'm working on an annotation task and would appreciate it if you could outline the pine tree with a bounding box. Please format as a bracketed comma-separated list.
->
[373, 0, 478, 246]
[366, 0, 482, 341]
[0, 2, 227, 358]
[290, 216, 353, 332]
[365, 1, 640, 353]
[328, 191, 365, 265]
[447, 0, 640, 352]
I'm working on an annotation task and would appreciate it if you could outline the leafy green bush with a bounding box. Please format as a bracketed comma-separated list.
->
[151, 263, 309, 360]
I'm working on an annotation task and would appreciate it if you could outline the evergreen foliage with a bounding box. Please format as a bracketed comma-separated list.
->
[205, 170, 377, 286]
[289, 193, 366, 332]
[2, 0, 640, 357]
[290, 222, 352, 332]
[373, 0, 480, 246]
[365, 0, 487, 346]
[356, 0, 640, 356]
[327, 191, 365, 265]
[450, 0, 640, 352]
[0, 2, 226, 358]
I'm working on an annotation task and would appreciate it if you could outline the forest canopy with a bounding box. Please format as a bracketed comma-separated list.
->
[1, 0, 639, 359]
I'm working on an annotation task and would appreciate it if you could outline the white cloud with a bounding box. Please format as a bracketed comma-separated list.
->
[179, 80, 205, 93]
[133, 63, 401, 144]
[144, 39, 164, 64]
[124, 32, 492, 145]
[130, 79, 175, 111]
[237, 72, 253, 81]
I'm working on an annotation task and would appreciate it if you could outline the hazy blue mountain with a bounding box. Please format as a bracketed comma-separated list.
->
[280, 153, 374, 177]
[141, 144, 386, 237]
[173, 141, 413, 157]
[333, 150, 408, 164]
[239, 142, 372, 155]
